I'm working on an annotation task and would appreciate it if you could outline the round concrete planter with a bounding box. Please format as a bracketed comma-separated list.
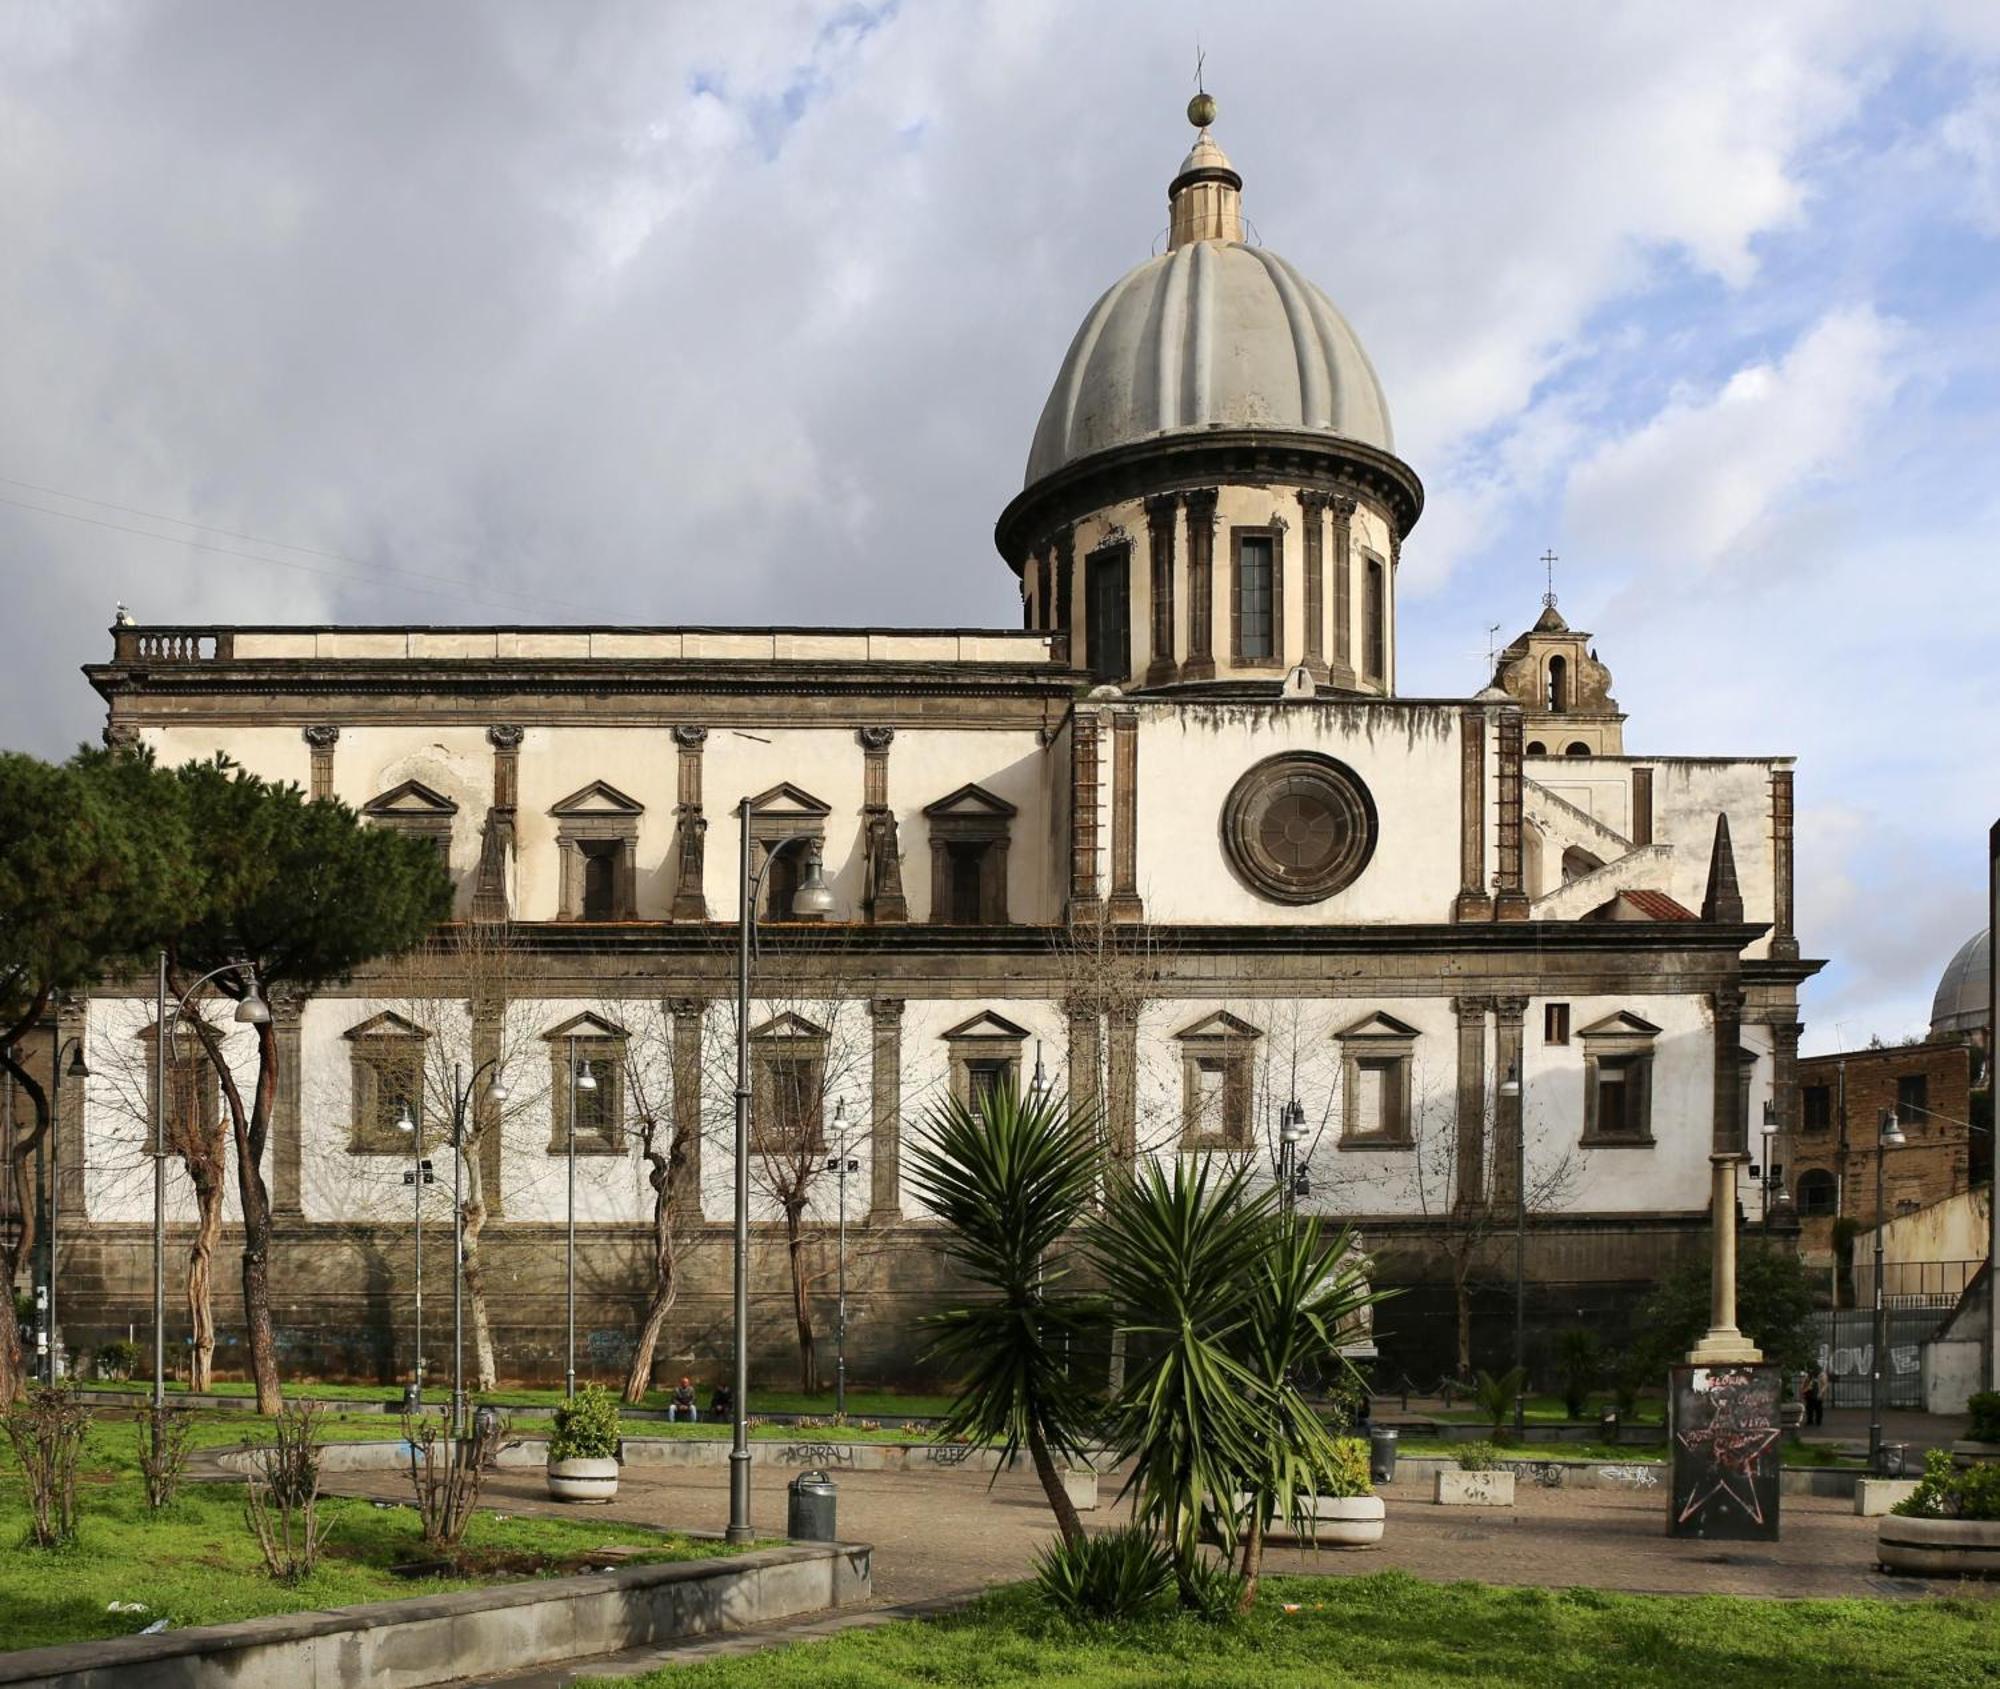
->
[547, 1456, 620, 1503]
[1950, 1440, 2000, 1469]
[1877, 1513, 2000, 1577]
[1312, 1496, 1387, 1547]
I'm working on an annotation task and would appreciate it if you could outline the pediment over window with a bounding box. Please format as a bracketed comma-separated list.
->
[746, 782, 830, 818]
[1334, 1011, 1421, 1041]
[941, 1010, 1031, 1042]
[1175, 1010, 1262, 1042]
[551, 781, 645, 817]
[749, 1010, 830, 1042]
[544, 1011, 629, 1043]
[343, 1010, 430, 1042]
[923, 783, 1018, 820]
[364, 780, 458, 819]
[1576, 1010, 1662, 1039]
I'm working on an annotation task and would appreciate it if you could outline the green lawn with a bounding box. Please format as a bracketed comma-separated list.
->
[79, 1380, 955, 1419]
[0, 1414, 741, 1653]
[1424, 1393, 1665, 1426]
[598, 1573, 2000, 1689]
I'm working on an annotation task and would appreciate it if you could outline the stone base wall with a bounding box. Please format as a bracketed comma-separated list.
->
[51, 1212, 1716, 1391]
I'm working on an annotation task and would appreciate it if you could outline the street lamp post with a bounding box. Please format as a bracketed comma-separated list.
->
[1500, 1061, 1525, 1440]
[394, 1096, 438, 1409]
[729, 805, 836, 1544]
[824, 1099, 858, 1420]
[566, 1038, 596, 1402]
[150, 953, 271, 1410]
[1277, 1099, 1307, 1217]
[1871, 1107, 1908, 1470]
[42, 1011, 89, 1384]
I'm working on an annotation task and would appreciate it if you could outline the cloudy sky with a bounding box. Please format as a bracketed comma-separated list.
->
[2, 1, 1994, 1050]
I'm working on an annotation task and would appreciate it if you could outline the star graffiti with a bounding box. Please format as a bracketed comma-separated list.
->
[1675, 1368, 1782, 1527]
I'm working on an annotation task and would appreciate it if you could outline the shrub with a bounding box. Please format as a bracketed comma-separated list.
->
[1556, 1330, 1600, 1419]
[95, 1339, 142, 1382]
[1176, 1553, 1249, 1623]
[1032, 1526, 1175, 1622]
[1319, 1435, 1373, 1498]
[244, 1403, 332, 1583]
[1891, 1448, 2000, 1522]
[1456, 1441, 1503, 1472]
[1966, 1391, 2000, 1444]
[1474, 1367, 1526, 1441]
[2, 1384, 92, 1547]
[548, 1383, 620, 1462]
[404, 1411, 510, 1551]
[137, 1404, 195, 1510]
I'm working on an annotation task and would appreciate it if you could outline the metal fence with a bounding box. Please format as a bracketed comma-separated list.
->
[1813, 1307, 1939, 1409]
[1849, 1259, 1981, 1310]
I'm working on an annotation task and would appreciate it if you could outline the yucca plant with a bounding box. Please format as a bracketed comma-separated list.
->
[1032, 1525, 1176, 1622]
[906, 1082, 1105, 1545]
[1232, 1216, 1386, 1607]
[1476, 1365, 1527, 1441]
[1090, 1156, 1271, 1592]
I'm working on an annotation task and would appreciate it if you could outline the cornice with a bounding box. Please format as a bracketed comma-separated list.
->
[995, 427, 1426, 571]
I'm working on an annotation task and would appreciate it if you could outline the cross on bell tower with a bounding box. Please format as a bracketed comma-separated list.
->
[1541, 548, 1559, 611]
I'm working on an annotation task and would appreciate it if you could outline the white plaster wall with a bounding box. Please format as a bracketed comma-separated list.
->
[1651, 760, 1783, 957]
[880, 730, 1053, 924]
[695, 729, 866, 922]
[332, 725, 494, 902]
[1131, 701, 1463, 923]
[139, 724, 307, 791]
[512, 728, 676, 921]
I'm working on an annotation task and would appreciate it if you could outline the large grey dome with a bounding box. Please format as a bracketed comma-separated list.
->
[1931, 927, 1991, 1037]
[1024, 240, 1394, 489]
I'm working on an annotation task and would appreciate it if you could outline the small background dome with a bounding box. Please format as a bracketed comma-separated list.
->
[1930, 926, 1991, 1038]
[1024, 242, 1393, 489]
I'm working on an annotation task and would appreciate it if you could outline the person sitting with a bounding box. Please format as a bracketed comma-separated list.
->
[669, 1376, 699, 1422]
[708, 1382, 734, 1420]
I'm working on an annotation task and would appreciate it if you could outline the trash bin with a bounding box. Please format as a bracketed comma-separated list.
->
[787, 1469, 838, 1541]
[1368, 1427, 1399, 1486]
[1878, 1442, 1909, 1478]
[400, 1383, 422, 1416]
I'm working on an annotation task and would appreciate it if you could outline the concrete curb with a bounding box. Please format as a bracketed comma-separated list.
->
[0, 1544, 871, 1689]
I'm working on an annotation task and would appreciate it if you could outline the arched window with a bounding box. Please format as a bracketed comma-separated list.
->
[1525, 741, 1547, 756]
[1796, 1169, 1838, 1217]
[1546, 655, 1568, 712]
[1561, 846, 1604, 883]
[1565, 741, 1591, 757]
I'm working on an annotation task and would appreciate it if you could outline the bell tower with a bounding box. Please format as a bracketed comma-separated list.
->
[1491, 562, 1625, 757]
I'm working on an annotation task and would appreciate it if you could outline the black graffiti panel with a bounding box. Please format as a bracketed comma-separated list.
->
[1667, 1363, 1782, 1541]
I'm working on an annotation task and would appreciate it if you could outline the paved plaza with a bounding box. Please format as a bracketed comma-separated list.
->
[321, 1440, 1993, 1687]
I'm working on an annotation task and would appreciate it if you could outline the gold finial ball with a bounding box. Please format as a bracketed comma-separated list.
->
[1187, 92, 1217, 129]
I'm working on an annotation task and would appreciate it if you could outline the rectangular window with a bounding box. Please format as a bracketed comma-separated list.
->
[552, 1046, 625, 1153]
[1802, 1084, 1833, 1131]
[1597, 1062, 1631, 1136]
[1179, 1048, 1251, 1147]
[1896, 1074, 1928, 1125]
[349, 1043, 424, 1153]
[1363, 558, 1386, 680]
[1085, 546, 1130, 681]
[755, 1055, 825, 1153]
[966, 1058, 1017, 1118]
[579, 840, 619, 921]
[764, 842, 803, 921]
[1355, 1059, 1389, 1136]
[1544, 1003, 1570, 1045]
[1236, 535, 1275, 659]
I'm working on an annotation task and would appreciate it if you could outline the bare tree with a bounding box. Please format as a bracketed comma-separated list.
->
[1405, 1078, 1580, 1379]
[616, 999, 697, 1405]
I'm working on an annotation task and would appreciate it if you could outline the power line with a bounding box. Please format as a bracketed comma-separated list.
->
[0, 477, 599, 620]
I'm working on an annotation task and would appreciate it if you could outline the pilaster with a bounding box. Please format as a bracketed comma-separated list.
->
[1328, 495, 1357, 687]
[1492, 710, 1530, 920]
[1770, 769, 1798, 960]
[669, 998, 706, 1219]
[1107, 1007, 1138, 1163]
[302, 725, 339, 802]
[1297, 491, 1330, 681]
[1492, 996, 1527, 1208]
[869, 997, 904, 1221]
[1454, 708, 1493, 922]
[1107, 711, 1144, 924]
[1068, 711, 1104, 920]
[52, 996, 88, 1231]
[473, 725, 523, 922]
[472, 992, 505, 1218]
[1453, 995, 1492, 1207]
[1144, 493, 1180, 688]
[859, 727, 908, 924]
[270, 987, 305, 1217]
[1067, 1003, 1101, 1125]
[1182, 488, 1218, 681]
[670, 726, 710, 922]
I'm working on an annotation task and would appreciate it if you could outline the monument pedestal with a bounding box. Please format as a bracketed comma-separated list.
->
[1667, 1363, 1782, 1540]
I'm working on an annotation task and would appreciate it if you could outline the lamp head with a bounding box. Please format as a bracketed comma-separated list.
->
[396, 1099, 416, 1134]
[233, 977, 272, 1026]
[65, 1045, 90, 1079]
[1499, 1062, 1521, 1100]
[487, 1075, 509, 1104]
[788, 844, 838, 918]
[1279, 1100, 1307, 1144]
[1879, 1108, 1906, 1149]
[576, 1060, 597, 1093]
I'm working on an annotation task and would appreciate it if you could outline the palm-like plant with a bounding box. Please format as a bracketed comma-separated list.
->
[905, 1083, 1104, 1545]
[1233, 1217, 1383, 1607]
[1090, 1156, 1272, 1585]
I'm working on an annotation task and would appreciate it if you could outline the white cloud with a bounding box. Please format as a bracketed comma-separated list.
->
[1561, 307, 1906, 569]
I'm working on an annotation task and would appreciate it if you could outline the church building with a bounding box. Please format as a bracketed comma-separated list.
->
[57, 99, 1820, 1383]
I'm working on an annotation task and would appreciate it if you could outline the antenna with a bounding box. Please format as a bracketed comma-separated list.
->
[1470, 622, 1503, 684]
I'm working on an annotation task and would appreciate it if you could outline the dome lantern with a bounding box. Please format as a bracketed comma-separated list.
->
[1168, 98, 1243, 250]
